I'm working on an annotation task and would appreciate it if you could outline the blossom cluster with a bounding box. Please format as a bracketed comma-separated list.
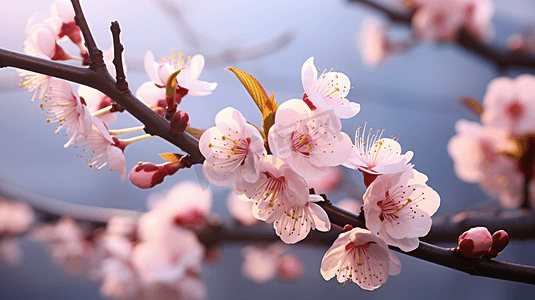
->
[448, 74, 535, 208]
[32, 181, 210, 299]
[358, 0, 495, 66]
[19, 1, 215, 185]
[199, 57, 441, 290]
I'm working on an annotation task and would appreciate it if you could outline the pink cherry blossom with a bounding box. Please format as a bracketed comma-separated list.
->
[241, 243, 288, 283]
[0, 200, 35, 266]
[301, 57, 360, 119]
[363, 169, 440, 252]
[31, 217, 93, 274]
[461, 0, 495, 41]
[73, 117, 127, 181]
[144, 50, 217, 97]
[321, 227, 401, 290]
[42, 77, 92, 147]
[99, 258, 140, 299]
[145, 181, 212, 222]
[200, 107, 265, 186]
[457, 226, 492, 258]
[411, 0, 468, 42]
[343, 123, 414, 187]
[273, 194, 331, 244]
[447, 119, 523, 208]
[133, 182, 208, 285]
[277, 254, 304, 281]
[268, 99, 353, 178]
[234, 155, 309, 223]
[50, 0, 83, 46]
[359, 17, 389, 67]
[481, 75, 535, 137]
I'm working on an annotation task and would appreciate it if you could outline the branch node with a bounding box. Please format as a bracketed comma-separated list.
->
[110, 20, 128, 92]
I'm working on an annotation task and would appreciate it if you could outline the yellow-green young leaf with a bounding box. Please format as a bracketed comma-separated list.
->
[159, 152, 184, 162]
[185, 127, 207, 140]
[262, 92, 278, 138]
[165, 68, 185, 103]
[226, 67, 269, 113]
[460, 96, 483, 117]
[226, 67, 278, 150]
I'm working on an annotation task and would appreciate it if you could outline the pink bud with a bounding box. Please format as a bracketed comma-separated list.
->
[170, 110, 190, 135]
[458, 227, 492, 258]
[277, 254, 304, 282]
[487, 230, 509, 258]
[128, 162, 181, 189]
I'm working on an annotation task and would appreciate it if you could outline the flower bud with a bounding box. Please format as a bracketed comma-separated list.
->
[457, 226, 492, 258]
[487, 230, 509, 258]
[128, 162, 181, 189]
[277, 254, 304, 282]
[170, 110, 190, 135]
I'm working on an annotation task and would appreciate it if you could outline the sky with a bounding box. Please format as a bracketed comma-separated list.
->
[1, 0, 535, 299]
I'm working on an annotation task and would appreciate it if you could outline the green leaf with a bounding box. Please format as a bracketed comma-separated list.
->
[185, 127, 207, 140]
[159, 152, 184, 162]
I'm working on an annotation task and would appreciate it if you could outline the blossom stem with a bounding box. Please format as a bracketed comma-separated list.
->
[108, 126, 146, 136]
[91, 105, 114, 117]
[121, 134, 153, 146]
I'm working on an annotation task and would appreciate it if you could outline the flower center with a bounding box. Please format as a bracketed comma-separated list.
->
[291, 130, 315, 156]
[256, 172, 286, 209]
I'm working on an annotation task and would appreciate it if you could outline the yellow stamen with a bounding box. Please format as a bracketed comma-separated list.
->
[395, 198, 413, 212]
[326, 87, 340, 97]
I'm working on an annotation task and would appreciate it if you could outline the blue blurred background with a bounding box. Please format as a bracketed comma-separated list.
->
[1, 0, 535, 299]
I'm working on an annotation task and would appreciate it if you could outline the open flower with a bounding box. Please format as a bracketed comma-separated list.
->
[241, 243, 288, 283]
[301, 57, 360, 119]
[234, 155, 309, 223]
[73, 117, 126, 181]
[343, 123, 414, 187]
[268, 99, 353, 178]
[363, 169, 440, 252]
[200, 107, 265, 186]
[144, 50, 217, 97]
[448, 119, 523, 208]
[133, 182, 207, 284]
[321, 227, 401, 290]
[43, 77, 92, 147]
[481, 75, 535, 137]
[273, 194, 331, 244]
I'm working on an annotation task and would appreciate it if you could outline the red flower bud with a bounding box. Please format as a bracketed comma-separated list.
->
[170, 110, 190, 135]
[129, 161, 181, 189]
[487, 230, 509, 258]
[457, 227, 492, 258]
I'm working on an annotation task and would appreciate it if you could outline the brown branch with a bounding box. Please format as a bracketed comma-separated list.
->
[71, 0, 103, 68]
[0, 48, 204, 164]
[110, 21, 128, 91]
[316, 195, 535, 285]
[348, 0, 535, 71]
[1, 172, 535, 285]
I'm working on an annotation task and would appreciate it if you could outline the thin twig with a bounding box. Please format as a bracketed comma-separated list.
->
[348, 0, 535, 71]
[0, 48, 204, 164]
[316, 195, 535, 285]
[110, 21, 128, 91]
[71, 0, 103, 68]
